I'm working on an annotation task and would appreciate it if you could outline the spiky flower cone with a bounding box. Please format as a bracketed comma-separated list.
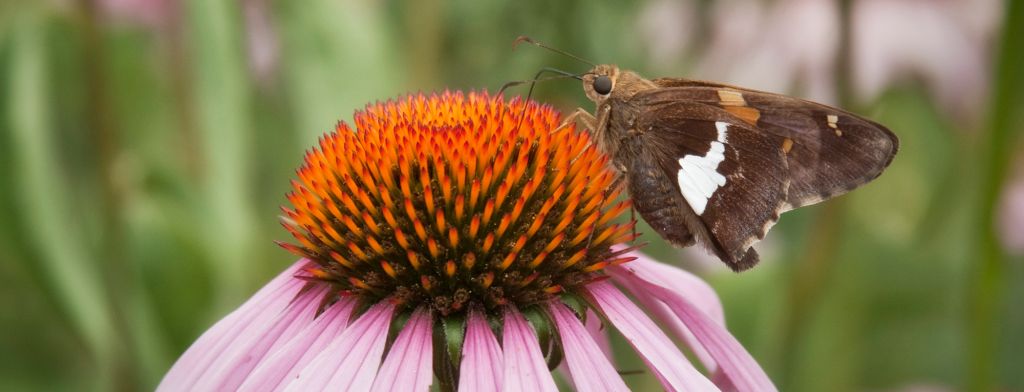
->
[280, 91, 634, 316]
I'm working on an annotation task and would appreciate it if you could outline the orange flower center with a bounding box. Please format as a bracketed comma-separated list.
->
[280, 91, 634, 315]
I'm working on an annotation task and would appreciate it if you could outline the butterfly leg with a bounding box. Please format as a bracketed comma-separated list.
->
[630, 205, 639, 245]
[583, 170, 629, 252]
[563, 107, 614, 165]
[551, 108, 598, 136]
[606, 170, 639, 245]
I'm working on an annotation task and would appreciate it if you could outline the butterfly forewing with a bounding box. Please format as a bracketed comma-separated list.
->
[646, 79, 899, 210]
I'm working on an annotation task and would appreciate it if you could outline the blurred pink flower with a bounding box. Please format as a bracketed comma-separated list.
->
[852, 0, 1000, 121]
[998, 160, 1024, 256]
[98, 0, 173, 29]
[696, 0, 841, 103]
[157, 93, 774, 391]
[242, 0, 280, 85]
[637, 0, 699, 69]
[644, 0, 998, 120]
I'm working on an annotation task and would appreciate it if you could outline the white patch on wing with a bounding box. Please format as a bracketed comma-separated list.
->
[677, 122, 730, 215]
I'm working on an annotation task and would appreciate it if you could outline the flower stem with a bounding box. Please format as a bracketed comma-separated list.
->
[967, 2, 1023, 391]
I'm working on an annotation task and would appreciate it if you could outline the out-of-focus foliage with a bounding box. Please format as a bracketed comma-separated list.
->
[0, 0, 1020, 391]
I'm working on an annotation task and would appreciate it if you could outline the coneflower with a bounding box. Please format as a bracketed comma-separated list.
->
[158, 91, 775, 391]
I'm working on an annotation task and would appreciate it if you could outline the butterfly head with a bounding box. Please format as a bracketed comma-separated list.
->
[582, 64, 656, 104]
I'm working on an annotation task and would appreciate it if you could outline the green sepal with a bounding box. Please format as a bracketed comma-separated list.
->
[559, 292, 589, 319]
[432, 313, 466, 392]
[522, 305, 564, 370]
[384, 310, 411, 353]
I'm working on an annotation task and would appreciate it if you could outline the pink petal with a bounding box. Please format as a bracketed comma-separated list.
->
[501, 307, 559, 392]
[555, 309, 615, 388]
[586, 281, 718, 392]
[611, 262, 776, 391]
[549, 302, 629, 392]
[283, 301, 395, 391]
[193, 286, 325, 391]
[237, 298, 355, 391]
[458, 308, 503, 392]
[158, 260, 309, 391]
[371, 308, 434, 392]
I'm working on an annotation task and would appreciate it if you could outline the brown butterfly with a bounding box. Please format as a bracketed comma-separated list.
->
[516, 37, 899, 271]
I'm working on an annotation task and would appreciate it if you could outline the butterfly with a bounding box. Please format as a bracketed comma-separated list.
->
[556, 63, 899, 271]
[508, 37, 899, 271]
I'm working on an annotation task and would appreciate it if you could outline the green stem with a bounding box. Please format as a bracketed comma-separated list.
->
[6, 7, 118, 390]
[776, 0, 855, 388]
[967, 2, 1023, 391]
[184, 0, 258, 305]
[77, 0, 149, 388]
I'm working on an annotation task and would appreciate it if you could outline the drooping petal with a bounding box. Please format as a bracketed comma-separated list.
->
[193, 285, 326, 391]
[283, 301, 395, 391]
[586, 281, 719, 392]
[606, 264, 720, 374]
[501, 307, 559, 392]
[555, 308, 615, 388]
[615, 276, 718, 375]
[549, 302, 629, 392]
[584, 309, 613, 360]
[237, 298, 355, 391]
[611, 261, 776, 392]
[458, 308, 503, 392]
[158, 260, 309, 391]
[612, 249, 724, 323]
[610, 251, 725, 373]
[371, 308, 433, 392]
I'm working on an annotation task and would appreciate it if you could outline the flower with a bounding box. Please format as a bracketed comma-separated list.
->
[639, 0, 1000, 122]
[158, 91, 775, 391]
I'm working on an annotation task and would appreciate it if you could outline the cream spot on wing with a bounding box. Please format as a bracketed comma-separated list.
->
[677, 122, 730, 215]
[717, 89, 746, 106]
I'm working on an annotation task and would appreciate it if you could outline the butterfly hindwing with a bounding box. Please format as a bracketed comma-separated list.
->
[628, 100, 790, 271]
[623, 146, 697, 249]
[647, 79, 899, 210]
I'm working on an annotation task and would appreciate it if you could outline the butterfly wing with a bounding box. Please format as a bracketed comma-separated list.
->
[622, 100, 791, 271]
[649, 78, 899, 210]
[623, 81, 897, 270]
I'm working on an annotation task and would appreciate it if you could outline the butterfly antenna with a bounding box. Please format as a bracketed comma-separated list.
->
[495, 68, 580, 97]
[513, 36, 595, 67]
[495, 67, 581, 138]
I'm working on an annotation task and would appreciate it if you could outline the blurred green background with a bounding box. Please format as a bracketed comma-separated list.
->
[1, 0, 1021, 391]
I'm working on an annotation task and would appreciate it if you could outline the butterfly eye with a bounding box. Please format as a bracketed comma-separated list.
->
[593, 75, 612, 95]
